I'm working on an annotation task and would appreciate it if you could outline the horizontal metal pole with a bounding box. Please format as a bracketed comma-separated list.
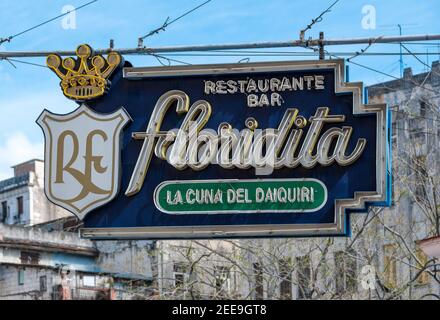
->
[1, 34, 440, 59]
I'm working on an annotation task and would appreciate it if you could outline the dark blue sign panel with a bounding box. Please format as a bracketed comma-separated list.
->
[43, 56, 391, 239]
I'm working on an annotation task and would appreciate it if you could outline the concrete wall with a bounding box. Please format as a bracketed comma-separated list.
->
[30, 175, 70, 226]
[96, 241, 154, 279]
[0, 183, 31, 225]
[0, 265, 58, 300]
[0, 264, 121, 300]
[0, 159, 71, 226]
[0, 224, 95, 251]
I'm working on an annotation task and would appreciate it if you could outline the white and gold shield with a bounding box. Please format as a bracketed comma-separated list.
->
[37, 104, 131, 220]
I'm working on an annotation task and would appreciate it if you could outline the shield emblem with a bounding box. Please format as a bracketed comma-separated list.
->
[37, 104, 131, 220]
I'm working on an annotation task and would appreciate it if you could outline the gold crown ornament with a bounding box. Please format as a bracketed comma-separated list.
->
[46, 44, 123, 101]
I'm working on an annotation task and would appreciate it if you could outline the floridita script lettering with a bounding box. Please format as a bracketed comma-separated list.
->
[125, 90, 367, 196]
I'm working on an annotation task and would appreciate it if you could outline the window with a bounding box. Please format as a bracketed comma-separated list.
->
[415, 184, 426, 202]
[296, 255, 312, 299]
[391, 179, 396, 206]
[173, 262, 189, 290]
[383, 244, 397, 289]
[174, 273, 185, 289]
[414, 155, 427, 201]
[17, 196, 24, 221]
[1, 201, 7, 223]
[391, 121, 398, 146]
[20, 251, 40, 265]
[420, 101, 426, 117]
[40, 276, 47, 292]
[214, 266, 230, 296]
[411, 130, 427, 146]
[415, 249, 429, 285]
[279, 258, 292, 300]
[334, 250, 358, 295]
[18, 268, 24, 286]
[253, 262, 263, 300]
[82, 275, 96, 287]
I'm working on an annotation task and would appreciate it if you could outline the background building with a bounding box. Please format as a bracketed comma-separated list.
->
[0, 161, 155, 300]
[0, 223, 155, 300]
[0, 159, 70, 226]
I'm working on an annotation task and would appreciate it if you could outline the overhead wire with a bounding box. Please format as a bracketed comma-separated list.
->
[347, 36, 384, 61]
[1, 58, 47, 68]
[393, 127, 438, 136]
[0, 0, 98, 46]
[400, 43, 440, 77]
[139, 0, 212, 43]
[391, 110, 440, 123]
[331, 53, 438, 94]
[137, 1, 214, 65]
[140, 51, 192, 66]
[141, 51, 440, 57]
[0, 0, 98, 68]
[300, 0, 340, 40]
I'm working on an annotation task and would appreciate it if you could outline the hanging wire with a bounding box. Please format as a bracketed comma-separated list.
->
[391, 110, 440, 123]
[347, 36, 385, 61]
[143, 50, 440, 57]
[7, 58, 47, 68]
[400, 43, 440, 77]
[0, 57, 47, 68]
[138, 0, 213, 46]
[0, 0, 98, 46]
[237, 58, 251, 63]
[140, 51, 192, 66]
[324, 49, 439, 95]
[3, 58, 16, 68]
[393, 127, 438, 136]
[300, 0, 340, 40]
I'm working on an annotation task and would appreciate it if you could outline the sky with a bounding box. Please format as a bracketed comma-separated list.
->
[0, 0, 439, 180]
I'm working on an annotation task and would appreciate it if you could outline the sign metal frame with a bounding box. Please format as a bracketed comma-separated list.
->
[77, 59, 391, 240]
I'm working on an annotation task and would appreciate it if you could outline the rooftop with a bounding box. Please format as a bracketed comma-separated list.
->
[0, 223, 97, 257]
[367, 60, 440, 96]
[0, 172, 31, 193]
[11, 159, 44, 169]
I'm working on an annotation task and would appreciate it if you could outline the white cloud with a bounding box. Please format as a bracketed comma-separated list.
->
[0, 132, 44, 180]
[0, 88, 76, 180]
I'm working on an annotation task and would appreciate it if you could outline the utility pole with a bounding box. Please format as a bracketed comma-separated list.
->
[2, 34, 440, 59]
[319, 32, 325, 60]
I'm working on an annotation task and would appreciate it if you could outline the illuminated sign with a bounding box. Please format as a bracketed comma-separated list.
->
[39, 45, 391, 239]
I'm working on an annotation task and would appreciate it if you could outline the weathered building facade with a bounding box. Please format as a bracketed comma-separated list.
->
[0, 159, 70, 226]
[0, 223, 154, 300]
[0, 161, 155, 300]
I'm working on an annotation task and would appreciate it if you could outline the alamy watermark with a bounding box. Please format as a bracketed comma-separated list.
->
[361, 4, 376, 30]
[61, 5, 77, 30]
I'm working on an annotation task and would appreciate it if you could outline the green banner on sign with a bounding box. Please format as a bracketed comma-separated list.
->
[154, 179, 327, 214]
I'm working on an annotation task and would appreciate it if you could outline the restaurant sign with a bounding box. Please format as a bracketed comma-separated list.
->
[38, 45, 391, 239]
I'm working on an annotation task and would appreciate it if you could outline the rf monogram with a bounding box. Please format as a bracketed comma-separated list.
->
[55, 129, 110, 202]
[37, 104, 131, 219]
